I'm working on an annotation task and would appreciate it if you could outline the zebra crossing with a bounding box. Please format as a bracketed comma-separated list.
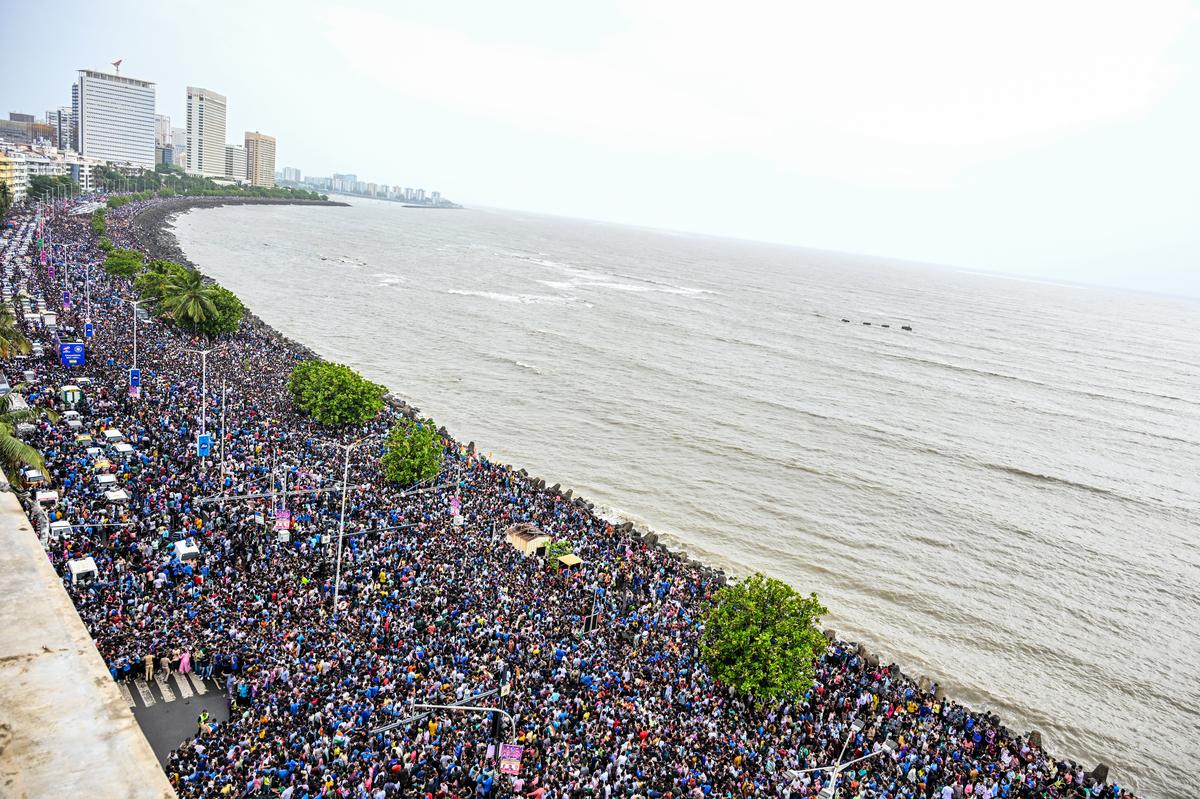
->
[118, 673, 220, 709]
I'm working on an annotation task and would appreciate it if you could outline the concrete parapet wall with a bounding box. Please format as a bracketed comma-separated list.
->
[0, 485, 175, 799]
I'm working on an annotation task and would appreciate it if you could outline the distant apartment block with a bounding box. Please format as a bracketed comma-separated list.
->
[155, 114, 171, 147]
[244, 131, 276, 187]
[224, 144, 247, 181]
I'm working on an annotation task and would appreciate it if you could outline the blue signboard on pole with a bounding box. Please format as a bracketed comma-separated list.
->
[84, 322, 94, 339]
[197, 433, 213, 457]
[129, 368, 141, 387]
[58, 342, 85, 367]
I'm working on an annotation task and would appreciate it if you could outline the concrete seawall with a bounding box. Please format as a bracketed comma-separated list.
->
[0, 483, 175, 799]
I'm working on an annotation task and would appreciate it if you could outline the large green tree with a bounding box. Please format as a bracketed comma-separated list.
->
[0, 394, 49, 481]
[700, 573, 829, 701]
[102, 248, 143, 278]
[90, 208, 106, 236]
[288, 361, 385, 427]
[28, 175, 78, 201]
[0, 180, 13, 219]
[135, 259, 191, 304]
[0, 304, 30, 359]
[381, 418, 444, 485]
[198, 286, 245, 336]
[158, 268, 217, 327]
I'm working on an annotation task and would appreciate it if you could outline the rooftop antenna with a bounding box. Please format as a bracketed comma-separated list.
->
[111, 59, 123, 76]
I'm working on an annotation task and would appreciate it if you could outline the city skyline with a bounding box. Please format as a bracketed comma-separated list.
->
[0, 0, 1198, 296]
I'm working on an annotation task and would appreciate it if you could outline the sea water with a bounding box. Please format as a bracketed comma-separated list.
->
[175, 197, 1200, 798]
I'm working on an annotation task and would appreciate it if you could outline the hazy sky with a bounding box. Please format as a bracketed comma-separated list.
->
[3, 0, 1198, 296]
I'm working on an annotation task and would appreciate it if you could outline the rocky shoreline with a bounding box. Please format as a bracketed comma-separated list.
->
[129, 196, 1118, 792]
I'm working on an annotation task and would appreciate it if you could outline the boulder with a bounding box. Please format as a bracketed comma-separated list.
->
[563, 489, 573, 500]
[643, 532, 659, 546]
[823, 628, 837, 642]
[918, 676, 932, 694]
[1090, 764, 1109, 785]
[1027, 731, 1043, 749]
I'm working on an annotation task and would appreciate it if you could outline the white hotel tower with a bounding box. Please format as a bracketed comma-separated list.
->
[76, 69, 156, 168]
[185, 87, 227, 178]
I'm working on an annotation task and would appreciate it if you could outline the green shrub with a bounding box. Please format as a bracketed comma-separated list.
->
[288, 361, 385, 427]
[381, 418, 444, 485]
[102, 248, 143, 278]
[700, 573, 829, 701]
[90, 208, 106, 236]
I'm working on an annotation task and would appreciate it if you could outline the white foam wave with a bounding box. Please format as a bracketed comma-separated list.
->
[447, 289, 589, 307]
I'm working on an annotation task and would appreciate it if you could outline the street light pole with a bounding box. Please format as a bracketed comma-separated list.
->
[326, 435, 380, 615]
[784, 720, 896, 799]
[121, 297, 144, 371]
[185, 348, 214, 437]
[220, 378, 227, 481]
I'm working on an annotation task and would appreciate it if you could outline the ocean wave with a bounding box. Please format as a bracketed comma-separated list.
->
[982, 462, 1116, 497]
[518, 254, 712, 297]
[446, 289, 590, 307]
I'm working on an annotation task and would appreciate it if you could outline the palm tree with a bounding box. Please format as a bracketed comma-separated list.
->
[159, 268, 217, 329]
[0, 393, 47, 481]
[0, 303, 30, 359]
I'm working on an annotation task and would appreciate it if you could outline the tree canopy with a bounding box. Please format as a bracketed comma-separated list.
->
[157, 267, 216, 327]
[700, 573, 829, 701]
[102, 248, 143, 277]
[381, 417, 444, 485]
[0, 303, 30, 359]
[0, 393, 48, 480]
[90, 208, 106, 236]
[288, 361, 385, 427]
[28, 175, 78, 201]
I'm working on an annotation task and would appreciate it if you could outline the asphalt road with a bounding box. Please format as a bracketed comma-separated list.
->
[121, 673, 230, 765]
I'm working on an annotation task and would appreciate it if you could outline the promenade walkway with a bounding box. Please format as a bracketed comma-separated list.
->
[0, 480, 175, 799]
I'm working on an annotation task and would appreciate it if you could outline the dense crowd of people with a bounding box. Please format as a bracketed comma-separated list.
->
[0, 196, 1136, 799]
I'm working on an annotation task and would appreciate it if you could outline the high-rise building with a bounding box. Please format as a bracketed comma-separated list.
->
[54, 107, 73, 150]
[70, 83, 80, 151]
[76, 69, 156, 168]
[186, 87, 227, 177]
[244, 131, 276, 187]
[0, 148, 29, 202]
[224, 144, 247, 181]
[42, 108, 73, 151]
[281, 166, 302, 183]
[170, 126, 187, 168]
[155, 114, 171, 147]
